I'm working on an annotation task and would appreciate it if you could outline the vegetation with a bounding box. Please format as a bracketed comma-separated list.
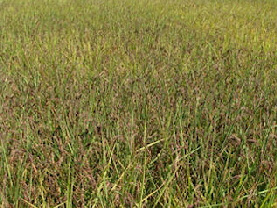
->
[0, 0, 277, 207]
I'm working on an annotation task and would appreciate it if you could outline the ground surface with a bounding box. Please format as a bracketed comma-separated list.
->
[0, 0, 277, 207]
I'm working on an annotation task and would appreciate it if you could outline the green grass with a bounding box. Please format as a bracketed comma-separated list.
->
[1, 0, 277, 207]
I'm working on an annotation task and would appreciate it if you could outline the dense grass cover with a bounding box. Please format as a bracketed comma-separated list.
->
[1, 0, 277, 207]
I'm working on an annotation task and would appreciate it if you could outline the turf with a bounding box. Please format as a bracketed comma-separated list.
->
[0, 0, 277, 207]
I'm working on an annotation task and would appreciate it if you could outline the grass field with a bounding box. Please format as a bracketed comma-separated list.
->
[1, 0, 277, 207]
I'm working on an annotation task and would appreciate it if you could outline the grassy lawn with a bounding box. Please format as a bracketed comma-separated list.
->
[0, 0, 277, 207]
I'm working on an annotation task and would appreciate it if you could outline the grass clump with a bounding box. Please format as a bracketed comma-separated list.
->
[0, 0, 277, 207]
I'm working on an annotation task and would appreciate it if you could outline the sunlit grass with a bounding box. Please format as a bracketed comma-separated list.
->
[0, 0, 277, 207]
